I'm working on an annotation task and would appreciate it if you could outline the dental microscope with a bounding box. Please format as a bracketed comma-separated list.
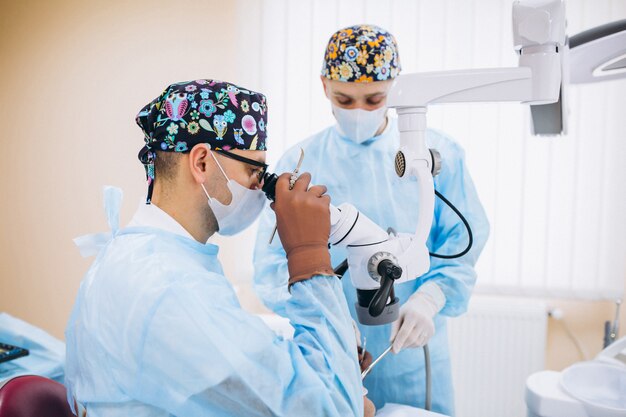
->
[265, 0, 626, 326]
[263, 0, 566, 326]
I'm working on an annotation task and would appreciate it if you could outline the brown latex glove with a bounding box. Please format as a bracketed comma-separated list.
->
[357, 346, 373, 373]
[272, 172, 334, 286]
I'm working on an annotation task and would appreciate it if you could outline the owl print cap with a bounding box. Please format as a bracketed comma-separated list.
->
[136, 79, 268, 202]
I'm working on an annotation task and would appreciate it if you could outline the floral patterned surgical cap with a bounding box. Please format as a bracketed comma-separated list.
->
[321, 24, 401, 83]
[136, 79, 268, 203]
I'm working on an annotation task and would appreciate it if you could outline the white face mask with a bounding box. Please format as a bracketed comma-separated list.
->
[333, 104, 388, 144]
[201, 152, 266, 236]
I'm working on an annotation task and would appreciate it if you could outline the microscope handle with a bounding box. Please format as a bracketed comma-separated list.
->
[368, 260, 402, 317]
[369, 273, 394, 317]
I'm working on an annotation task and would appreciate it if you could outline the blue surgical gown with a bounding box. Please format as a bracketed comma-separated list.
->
[65, 191, 363, 417]
[253, 120, 490, 416]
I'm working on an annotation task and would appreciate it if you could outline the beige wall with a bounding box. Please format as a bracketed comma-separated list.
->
[0, 0, 237, 338]
[546, 298, 624, 370]
[0, 0, 623, 374]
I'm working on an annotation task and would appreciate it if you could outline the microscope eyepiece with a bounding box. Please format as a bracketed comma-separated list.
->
[261, 171, 279, 201]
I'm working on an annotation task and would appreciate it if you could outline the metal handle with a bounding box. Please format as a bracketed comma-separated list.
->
[361, 344, 393, 380]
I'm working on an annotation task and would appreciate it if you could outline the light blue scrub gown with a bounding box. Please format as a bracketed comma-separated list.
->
[253, 119, 490, 416]
[65, 189, 363, 417]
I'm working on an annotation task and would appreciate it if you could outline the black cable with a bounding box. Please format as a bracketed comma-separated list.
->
[333, 189, 474, 270]
[429, 190, 473, 259]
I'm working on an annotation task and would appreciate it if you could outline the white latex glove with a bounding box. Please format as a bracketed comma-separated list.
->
[389, 282, 446, 353]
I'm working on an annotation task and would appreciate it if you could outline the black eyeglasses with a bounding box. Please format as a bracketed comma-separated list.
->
[214, 149, 268, 182]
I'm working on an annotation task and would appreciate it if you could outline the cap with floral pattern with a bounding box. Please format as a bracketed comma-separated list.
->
[135, 79, 268, 203]
[321, 24, 401, 83]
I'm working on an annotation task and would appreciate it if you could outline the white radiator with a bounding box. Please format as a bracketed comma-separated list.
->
[448, 296, 547, 417]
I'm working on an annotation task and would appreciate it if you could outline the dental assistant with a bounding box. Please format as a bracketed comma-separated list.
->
[253, 25, 490, 415]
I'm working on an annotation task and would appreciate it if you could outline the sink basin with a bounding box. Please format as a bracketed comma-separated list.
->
[560, 361, 626, 417]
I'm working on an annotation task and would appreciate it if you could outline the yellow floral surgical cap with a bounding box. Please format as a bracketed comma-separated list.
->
[321, 24, 401, 83]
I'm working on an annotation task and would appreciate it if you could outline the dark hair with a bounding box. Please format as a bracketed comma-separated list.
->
[154, 151, 181, 183]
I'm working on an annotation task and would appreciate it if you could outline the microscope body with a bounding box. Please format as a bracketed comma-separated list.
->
[328, 202, 431, 325]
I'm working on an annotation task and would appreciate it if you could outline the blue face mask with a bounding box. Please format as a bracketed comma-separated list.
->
[332, 105, 387, 144]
